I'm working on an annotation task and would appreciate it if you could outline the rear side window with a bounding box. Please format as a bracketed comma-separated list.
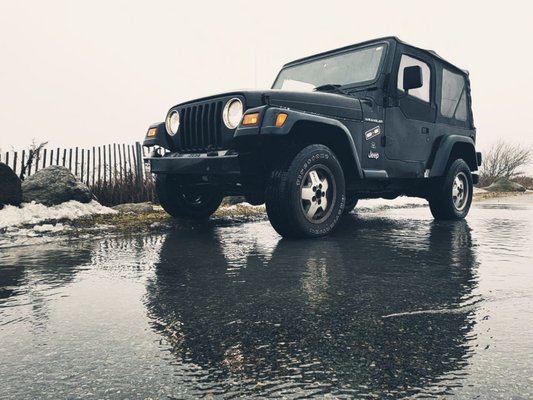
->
[441, 69, 468, 121]
[397, 55, 431, 103]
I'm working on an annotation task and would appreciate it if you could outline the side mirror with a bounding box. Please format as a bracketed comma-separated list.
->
[403, 65, 423, 92]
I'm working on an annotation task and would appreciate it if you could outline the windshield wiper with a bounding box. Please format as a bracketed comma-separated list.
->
[313, 84, 352, 96]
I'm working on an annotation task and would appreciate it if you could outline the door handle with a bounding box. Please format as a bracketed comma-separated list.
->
[421, 127, 429, 134]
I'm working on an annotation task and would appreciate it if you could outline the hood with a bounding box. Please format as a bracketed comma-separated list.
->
[171, 90, 363, 121]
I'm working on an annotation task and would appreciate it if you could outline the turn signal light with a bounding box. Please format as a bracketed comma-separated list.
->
[275, 113, 288, 127]
[242, 113, 260, 126]
[147, 127, 157, 137]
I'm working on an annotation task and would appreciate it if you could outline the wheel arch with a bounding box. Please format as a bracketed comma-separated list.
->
[260, 110, 364, 182]
[428, 135, 478, 177]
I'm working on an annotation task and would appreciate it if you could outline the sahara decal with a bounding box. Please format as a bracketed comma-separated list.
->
[364, 117, 384, 124]
[365, 125, 381, 141]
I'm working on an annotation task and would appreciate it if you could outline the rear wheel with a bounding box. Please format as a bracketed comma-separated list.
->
[265, 144, 346, 238]
[155, 174, 222, 219]
[428, 159, 473, 220]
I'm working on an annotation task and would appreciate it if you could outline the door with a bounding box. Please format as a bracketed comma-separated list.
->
[385, 54, 436, 163]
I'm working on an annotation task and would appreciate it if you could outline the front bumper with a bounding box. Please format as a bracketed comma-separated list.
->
[147, 152, 241, 176]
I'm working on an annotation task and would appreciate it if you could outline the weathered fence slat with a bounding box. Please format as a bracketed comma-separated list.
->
[86, 149, 90, 186]
[80, 149, 85, 182]
[42, 149, 47, 171]
[74, 147, 79, 177]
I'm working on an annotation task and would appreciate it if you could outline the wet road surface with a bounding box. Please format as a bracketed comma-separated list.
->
[1, 198, 532, 399]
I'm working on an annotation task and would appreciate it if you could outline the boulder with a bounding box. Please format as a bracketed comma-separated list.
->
[22, 166, 92, 206]
[0, 162, 22, 208]
[113, 202, 154, 213]
[484, 178, 526, 193]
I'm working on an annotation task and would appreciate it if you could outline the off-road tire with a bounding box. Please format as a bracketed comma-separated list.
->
[155, 174, 222, 219]
[428, 159, 473, 220]
[343, 197, 359, 215]
[265, 144, 346, 238]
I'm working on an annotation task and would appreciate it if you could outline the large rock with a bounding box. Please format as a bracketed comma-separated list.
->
[22, 166, 92, 206]
[0, 162, 22, 208]
[485, 178, 526, 192]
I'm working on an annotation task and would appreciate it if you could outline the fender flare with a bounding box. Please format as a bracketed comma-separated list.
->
[236, 106, 364, 179]
[428, 135, 477, 177]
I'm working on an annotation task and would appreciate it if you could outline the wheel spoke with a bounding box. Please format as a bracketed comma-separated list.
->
[309, 170, 321, 187]
[301, 186, 314, 201]
[306, 201, 320, 219]
[452, 185, 460, 198]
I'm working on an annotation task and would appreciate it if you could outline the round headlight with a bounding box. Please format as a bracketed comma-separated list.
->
[223, 98, 243, 129]
[166, 110, 180, 136]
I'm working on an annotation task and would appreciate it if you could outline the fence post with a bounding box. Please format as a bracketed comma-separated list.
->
[92, 146, 96, 189]
[86, 149, 90, 186]
[42, 149, 47, 170]
[117, 144, 122, 181]
[97, 146, 102, 189]
[108, 144, 112, 186]
[80, 149, 85, 182]
[19, 150, 26, 179]
[75, 147, 79, 176]
[34, 148, 40, 174]
[13, 151, 18, 175]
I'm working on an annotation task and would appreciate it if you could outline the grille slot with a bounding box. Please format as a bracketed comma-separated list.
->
[177, 100, 224, 152]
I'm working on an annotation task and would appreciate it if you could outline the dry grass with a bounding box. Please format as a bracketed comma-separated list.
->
[69, 210, 170, 233]
[65, 203, 266, 235]
[473, 191, 531, 202]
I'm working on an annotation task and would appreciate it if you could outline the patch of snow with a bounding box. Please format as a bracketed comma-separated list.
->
[33, 223, 69, 233]
[221, 203, 265, 211]
[0, 200, 117, 229]
[357, 196, 428, 211]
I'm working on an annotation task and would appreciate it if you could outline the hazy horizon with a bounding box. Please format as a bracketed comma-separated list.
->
[1, 1, 532, 162]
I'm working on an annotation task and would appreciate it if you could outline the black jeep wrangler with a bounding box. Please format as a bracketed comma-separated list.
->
[144, 37, 481, 238]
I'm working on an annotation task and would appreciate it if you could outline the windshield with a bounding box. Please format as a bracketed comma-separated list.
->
[272, 44, 386, 91]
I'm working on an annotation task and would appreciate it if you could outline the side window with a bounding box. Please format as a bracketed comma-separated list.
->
[441, 69, 467, 121]
[397, 55, 431, 102]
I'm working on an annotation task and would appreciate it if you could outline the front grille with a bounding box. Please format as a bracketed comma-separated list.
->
[177, 101, 224, 152]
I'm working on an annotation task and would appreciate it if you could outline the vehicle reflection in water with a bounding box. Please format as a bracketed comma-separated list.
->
[144, 217, 479, 398]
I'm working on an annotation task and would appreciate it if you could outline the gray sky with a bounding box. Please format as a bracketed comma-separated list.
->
[1, 0, 532, 157]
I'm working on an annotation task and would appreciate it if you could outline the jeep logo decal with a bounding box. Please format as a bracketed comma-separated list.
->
[368, 150, 380, 159]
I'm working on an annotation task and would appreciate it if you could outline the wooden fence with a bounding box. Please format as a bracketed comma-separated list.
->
[0, 142, 156, 206]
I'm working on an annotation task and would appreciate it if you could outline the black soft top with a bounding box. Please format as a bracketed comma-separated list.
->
[283, 36, 468, 77]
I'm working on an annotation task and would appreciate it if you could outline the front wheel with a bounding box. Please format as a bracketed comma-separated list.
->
[428, 159, 473, 220]
[265, 144, 346, 238]
[343, 196, 359, 215]
[155, 174, 222, 219]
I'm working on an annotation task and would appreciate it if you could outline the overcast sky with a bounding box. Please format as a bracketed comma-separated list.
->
[1, 0, 532, 157]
